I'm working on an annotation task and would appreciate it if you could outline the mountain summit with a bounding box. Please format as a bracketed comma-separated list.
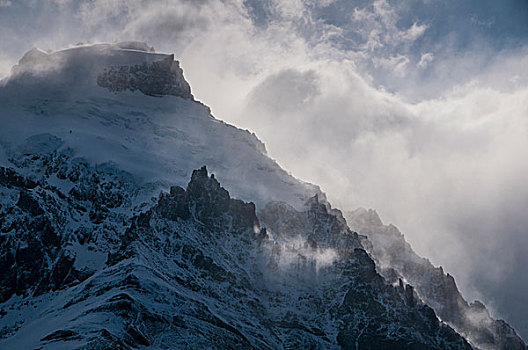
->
[0, 43, 524, 349]
[0, 42, 319, 210]
[7, 42, 192, 99]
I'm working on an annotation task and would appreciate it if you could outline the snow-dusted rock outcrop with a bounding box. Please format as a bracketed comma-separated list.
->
[6, 42, 191, 99]
[97, 54, 192, 98]
[0, 160, 473, 349]
[346, 208, 527, 350]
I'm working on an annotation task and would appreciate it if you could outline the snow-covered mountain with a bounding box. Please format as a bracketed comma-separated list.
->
[346, 208, 527, 350]
[0, 42, 521, 349]
[0, 42, 320, 210]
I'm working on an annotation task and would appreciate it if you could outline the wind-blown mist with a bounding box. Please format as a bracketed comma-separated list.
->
[1, 0, 527, 340]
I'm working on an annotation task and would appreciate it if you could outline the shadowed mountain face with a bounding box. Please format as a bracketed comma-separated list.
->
[346, 208, 527, 350]
[0, 42, 521, 349]
[0, 160, 472, 349]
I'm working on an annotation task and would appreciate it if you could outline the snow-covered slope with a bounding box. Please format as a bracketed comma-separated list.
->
[0, 42, 486, 349]
[346, 208, 527, 350]
[0, 162, 473, 349]
[0, 42, 320, 210]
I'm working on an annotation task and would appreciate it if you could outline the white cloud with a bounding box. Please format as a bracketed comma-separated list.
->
[270, 0, 306, 20]
[418, 52, 434, 68]
[401, 22, 428, 42]
[0, 56, 11, 79]
[373, 54, 410, 76]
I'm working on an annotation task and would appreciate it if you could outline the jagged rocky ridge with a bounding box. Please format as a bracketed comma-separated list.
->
[346, 209, 527, 350]
[0, 158, 472, 349]
[0, 41, 524, 349]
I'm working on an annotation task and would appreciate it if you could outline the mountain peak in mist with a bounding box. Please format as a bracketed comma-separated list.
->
[0, 41, 525, 349]
[6, 42, 192, 99]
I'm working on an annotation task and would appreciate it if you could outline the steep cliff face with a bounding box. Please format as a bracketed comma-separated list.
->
[97, 54, 192, 98]
[346, 208, 527, 350]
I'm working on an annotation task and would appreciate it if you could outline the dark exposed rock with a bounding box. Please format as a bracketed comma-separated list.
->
[0, 163, 476, 349]
[155, 166, 259, 234]
[0, 167, 38, 189]
[34, 217, 60, 248]
[346, 208, 527, 350]
[261, 200, 473, 350]
[0, 156, 134, 304]
[40, 329, 81, 342]
[155, 185, 190, 221]
[124, 324, 150, 347]
[97, 55, 193, 99]
[16, 190, 43, 216]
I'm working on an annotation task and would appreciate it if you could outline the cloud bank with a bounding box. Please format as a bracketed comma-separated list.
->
[1, 0, 527, 340]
